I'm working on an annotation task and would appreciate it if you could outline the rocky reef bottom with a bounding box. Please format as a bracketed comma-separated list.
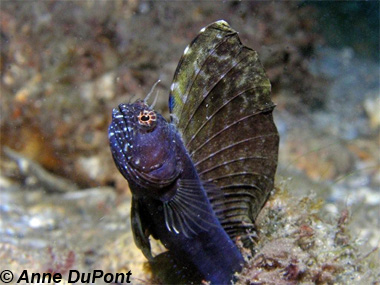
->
[1, 154, 378, 284]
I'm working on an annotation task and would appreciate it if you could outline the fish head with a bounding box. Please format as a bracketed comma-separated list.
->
[109, 100, 179, 197]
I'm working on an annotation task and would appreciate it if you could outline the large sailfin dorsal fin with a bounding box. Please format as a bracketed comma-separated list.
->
[169, 21, 279, 245]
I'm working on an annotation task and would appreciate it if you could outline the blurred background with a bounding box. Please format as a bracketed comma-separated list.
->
[1, 1, 379, 283]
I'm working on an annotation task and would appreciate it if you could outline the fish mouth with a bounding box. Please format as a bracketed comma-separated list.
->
[109, 106, 143, 186]
[108, 105, 134, 168]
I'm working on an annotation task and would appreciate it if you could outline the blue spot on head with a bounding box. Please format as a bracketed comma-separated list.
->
[169, 95, 175, 112]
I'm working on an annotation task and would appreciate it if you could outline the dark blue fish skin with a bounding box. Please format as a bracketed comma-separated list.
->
[109, 101, 244, 284]
[109, 101, 179, 199]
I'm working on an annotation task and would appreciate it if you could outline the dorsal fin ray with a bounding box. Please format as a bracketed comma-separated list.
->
[169, 20, 279, 246]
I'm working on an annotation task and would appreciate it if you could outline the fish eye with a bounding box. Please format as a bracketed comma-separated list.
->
[138, 110, 157, 127]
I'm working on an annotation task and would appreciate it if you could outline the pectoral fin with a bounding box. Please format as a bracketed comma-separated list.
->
[163, 179, 219, 238]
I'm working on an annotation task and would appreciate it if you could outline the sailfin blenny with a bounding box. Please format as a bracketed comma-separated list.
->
[109, 20, 279, 284]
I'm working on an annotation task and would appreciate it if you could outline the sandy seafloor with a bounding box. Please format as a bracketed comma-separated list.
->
[0, 1, 379, 284]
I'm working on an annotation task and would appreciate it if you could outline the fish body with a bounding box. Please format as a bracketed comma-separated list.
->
[109, 101, 243, 283]
[109, 20, 279, 284]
